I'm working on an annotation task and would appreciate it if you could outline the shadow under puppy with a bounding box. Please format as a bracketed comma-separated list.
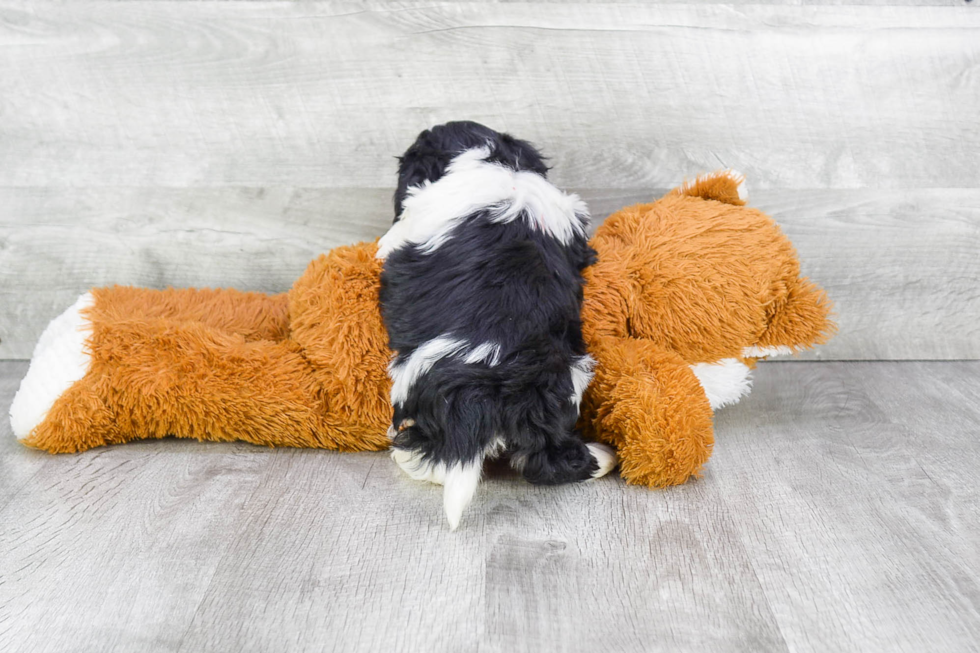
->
[378, 121, 617, 530]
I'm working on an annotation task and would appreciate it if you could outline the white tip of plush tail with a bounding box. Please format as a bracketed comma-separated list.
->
[443, 461, 482, 531]
[10, 292, 94, 440]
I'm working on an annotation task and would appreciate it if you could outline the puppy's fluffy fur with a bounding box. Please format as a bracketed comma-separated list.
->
[378, 121, 616, 529]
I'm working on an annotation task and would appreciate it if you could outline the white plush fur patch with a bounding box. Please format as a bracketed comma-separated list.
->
[10, 293, 94, 439]
[690, 358, 753, 411]
[742, 345, 794, 358]
[376, 146, 588, 259]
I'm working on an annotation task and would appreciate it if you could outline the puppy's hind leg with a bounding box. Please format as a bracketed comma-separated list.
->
[514, 436, 617, 485]
[389, 441, 483, 531]
[389, 417, 493, 531]
[390, 442, 485, 531]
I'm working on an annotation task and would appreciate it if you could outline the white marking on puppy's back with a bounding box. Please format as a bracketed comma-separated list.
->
[486, 166, 589, 248]
[464, 341, 501, 366]
[389, 336, 468, 406]
[569, 355, 595, 408]
[376, 146, 588, 259]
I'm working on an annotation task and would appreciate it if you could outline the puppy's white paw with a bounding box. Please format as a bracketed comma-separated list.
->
[10, 293, 94, 440]
[586, 442, 617, 479]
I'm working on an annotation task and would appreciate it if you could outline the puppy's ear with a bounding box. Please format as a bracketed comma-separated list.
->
[494, 133, 549, 177]
[393, 130, 453, 221]
[569, 237, 598, 273]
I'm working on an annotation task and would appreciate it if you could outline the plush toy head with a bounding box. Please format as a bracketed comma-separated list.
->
[577, 171, 834, 486]
[584, 172, 833, 360]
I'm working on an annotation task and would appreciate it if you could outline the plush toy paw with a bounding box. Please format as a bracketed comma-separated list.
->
[581, 338, 715, 488]
[9, 293, 94, 440]
[607, 375, 714, 488]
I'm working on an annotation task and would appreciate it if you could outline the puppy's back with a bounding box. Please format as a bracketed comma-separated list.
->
[380, 131, 607, 529]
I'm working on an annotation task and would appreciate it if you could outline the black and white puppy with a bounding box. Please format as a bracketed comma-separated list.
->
[377, 121, 616, 530]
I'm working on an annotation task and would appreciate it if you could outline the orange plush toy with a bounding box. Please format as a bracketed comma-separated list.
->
[9, 171, 833, 488]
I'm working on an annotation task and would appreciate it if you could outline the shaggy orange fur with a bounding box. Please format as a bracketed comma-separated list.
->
[20, 172, 834, 488]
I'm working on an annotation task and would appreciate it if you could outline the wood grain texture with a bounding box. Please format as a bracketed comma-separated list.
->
[0, 361, 42, 513]
[759, 188, 980, 360]
[96, 0, 980, 6]
[0, 186, 653, 358]
[1, 2, 978, 189]
[2, 1, 979, 359]
[711, 362, 980, 651]
[2, 360, 979, 652]
[3, 186, 978, 359]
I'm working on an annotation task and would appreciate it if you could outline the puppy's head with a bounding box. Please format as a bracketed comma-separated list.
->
[393, 121, 548, 220]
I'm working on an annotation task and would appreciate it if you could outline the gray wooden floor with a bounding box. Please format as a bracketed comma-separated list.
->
[1, 360, 978, 653]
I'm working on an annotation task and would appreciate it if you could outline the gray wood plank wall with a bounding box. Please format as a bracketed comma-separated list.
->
[2, 1, 978, 359]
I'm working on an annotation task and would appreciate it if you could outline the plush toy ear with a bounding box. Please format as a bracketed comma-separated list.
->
[671, 170, 747, 206]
